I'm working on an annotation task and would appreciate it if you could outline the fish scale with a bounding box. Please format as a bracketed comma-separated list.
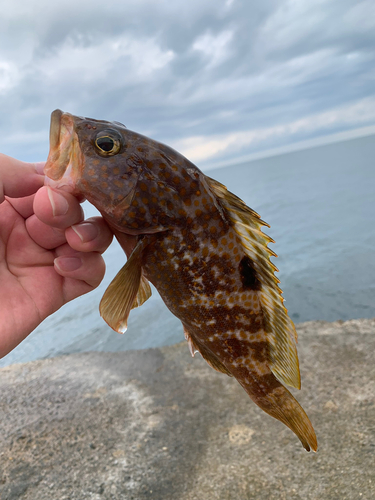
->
[44, 109, 317, 452]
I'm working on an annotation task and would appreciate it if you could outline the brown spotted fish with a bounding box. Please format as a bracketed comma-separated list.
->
[44, 109, 317, 452]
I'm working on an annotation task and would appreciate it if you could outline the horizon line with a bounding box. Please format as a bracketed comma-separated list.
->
[201, 124, 375, 171]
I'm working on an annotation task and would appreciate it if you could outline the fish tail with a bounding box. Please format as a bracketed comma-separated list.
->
[238, 371, 317, 452]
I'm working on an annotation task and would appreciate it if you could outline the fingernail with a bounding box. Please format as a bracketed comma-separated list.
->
[72, 222, 99, 243]
[54, 256, 82, 272]
[47, 187, 69, 217]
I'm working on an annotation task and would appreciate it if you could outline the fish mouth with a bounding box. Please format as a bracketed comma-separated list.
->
[44, 109, 81, 192]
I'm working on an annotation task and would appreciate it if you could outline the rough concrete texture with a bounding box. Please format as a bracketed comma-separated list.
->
[0, 318, 374, 500]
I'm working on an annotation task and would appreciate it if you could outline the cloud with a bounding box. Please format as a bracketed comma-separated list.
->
[192, 29, 234, 68]
[258, 0, 375, 57]
[0, 0, 374, 165]
[173, 96, 375, 165]
[36, 34, 175, 86]
[0, 61, 19, 93]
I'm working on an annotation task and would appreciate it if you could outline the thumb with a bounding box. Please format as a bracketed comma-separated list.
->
[0, 154, 45, 203]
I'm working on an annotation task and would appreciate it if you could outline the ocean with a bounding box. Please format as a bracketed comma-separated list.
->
[1, 133, 374, 367]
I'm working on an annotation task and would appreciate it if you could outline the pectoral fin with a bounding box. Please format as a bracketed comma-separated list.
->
[132, 275, 152, 309]
[99, 238, 151, 333]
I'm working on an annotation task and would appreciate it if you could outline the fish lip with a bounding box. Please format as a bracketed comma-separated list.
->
[44, 109, 81, 193]
[49, 109, 62, 151]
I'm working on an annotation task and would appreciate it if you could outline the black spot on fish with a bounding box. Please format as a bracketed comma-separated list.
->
[239, 256, 262, 291]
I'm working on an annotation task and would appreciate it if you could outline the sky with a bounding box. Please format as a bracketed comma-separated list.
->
[1, 0, 374, 169]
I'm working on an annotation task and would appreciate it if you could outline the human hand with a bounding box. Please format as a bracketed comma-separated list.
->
[0, 153, 113, 358]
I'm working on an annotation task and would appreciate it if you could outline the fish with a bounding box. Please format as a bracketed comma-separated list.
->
[44, 109, 317, 452]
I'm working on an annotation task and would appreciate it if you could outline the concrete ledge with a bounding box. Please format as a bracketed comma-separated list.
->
[0, 318, 374, 499]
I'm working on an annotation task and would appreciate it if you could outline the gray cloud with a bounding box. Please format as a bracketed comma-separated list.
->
[0, 0, 374, 166]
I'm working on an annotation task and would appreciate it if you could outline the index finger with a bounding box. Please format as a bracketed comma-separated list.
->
[0, 154, 45, 204]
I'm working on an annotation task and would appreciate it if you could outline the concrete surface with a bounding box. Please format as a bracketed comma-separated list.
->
[0, 318, 374, 500]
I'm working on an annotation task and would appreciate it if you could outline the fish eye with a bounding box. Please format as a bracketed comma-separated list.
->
[97, 136, 115, 152]
[94, 130, 122, 156]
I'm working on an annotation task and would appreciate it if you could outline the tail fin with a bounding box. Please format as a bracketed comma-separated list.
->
[238, 371, 317, 452]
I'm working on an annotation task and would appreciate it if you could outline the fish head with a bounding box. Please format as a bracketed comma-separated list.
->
[45, 109, 141, 225]
[45, 109, 211, 235]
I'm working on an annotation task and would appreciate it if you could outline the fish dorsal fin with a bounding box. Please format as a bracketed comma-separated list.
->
[183, 326, 233, 377]
[99, 238, 152, 333]
[204, 175, 301, 390]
